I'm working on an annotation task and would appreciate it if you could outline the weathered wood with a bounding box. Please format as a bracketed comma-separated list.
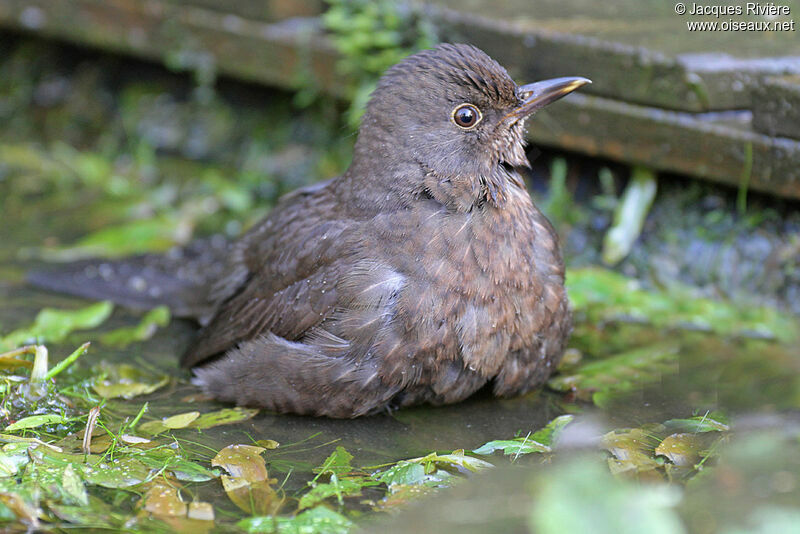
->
[426, 1, 800, 112]
[753, 75, 800, 140]
[159, 0, 324, 23]
[0, 0, 341, 95]
[528, 93, 800, 199]
[1, 0, 799, 199]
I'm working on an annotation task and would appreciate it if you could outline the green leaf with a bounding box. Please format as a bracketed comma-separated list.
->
[91, 362, 169, 399]
[99, 306, 170, 348]
[238, 506, 353, 534]
[378, 462, 428, 487]
[298, 477, 375, 510]
[61, 464, 89, 506]
[188, 407, 259, 430]
[655, 433, 722, 467]
[5, 414, 67, 432]
[314, 446, 354, 477]
[472, 438, 548, 456]
[473, 416, 574, 456]
[81, 457, 150, 488]
[566, 267, 798, 343]
[0, 301, 113, 351]
[548, 343, 679, 406]
[663, 414, 729, 433]
[532, 415, 575, 448]
[30, 214, 195, 261]
[602, 166, 657, 266]
[161, 411, 200, 429]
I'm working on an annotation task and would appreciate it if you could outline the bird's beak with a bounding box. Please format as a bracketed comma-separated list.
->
[504, 77, 591, 123]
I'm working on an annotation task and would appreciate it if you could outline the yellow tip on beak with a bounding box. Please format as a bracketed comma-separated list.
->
[505, 76, 591, 123]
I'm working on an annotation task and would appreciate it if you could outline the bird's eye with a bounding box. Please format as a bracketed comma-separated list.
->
[452, 104, 481, 129]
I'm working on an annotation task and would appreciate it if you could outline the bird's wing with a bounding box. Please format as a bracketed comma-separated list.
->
[180, 181, 355, 367]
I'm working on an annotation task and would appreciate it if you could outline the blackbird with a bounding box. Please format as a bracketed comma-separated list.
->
[30, 44, 589, 417]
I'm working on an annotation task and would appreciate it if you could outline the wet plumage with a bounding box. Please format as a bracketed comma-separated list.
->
[30, 44, 587, 417]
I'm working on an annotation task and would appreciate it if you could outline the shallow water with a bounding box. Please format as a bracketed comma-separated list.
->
[1, 35, 799, 531]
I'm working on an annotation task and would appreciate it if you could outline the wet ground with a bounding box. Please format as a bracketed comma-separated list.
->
[1, 36, 799, 532]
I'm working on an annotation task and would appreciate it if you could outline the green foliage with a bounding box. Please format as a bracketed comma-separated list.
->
[91, 362, 170, 400]
[542, 157, 581, 228]
[549, 342, 680, 406]
[238, 507, 354, 534]
[473, 415, 574, 456]
[99, 306, 170, 348]
[567, 267, 798, 343]
[323, 0, 438, 128]
[0, 302, 113, 351]
[602, 166, 658, 265]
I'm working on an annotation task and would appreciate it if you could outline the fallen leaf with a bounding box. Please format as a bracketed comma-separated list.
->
[162, 412, 200, 429]
[91, 362, 169, 399]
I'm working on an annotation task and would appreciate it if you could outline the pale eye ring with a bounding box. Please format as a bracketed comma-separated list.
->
[451, 103, 482, 129]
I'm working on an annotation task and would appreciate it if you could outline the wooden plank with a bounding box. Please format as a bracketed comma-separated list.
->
[158, 0, 324, 23]
[1, 0, 799, 199]
[0, 0, 341, 95]
[753, 75, 800, 140]
[426, 0, 800, 112]
[529, 93, 800, 199]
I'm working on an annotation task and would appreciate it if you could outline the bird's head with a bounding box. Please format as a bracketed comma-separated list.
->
[352, 43, 589, 211]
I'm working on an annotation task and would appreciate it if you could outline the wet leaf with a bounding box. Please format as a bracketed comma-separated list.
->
[61, 464, 89, 506]
[472, 438, 549, 456]
[162, 411, 200, 429]
[378, 462, 428, 487]
[212, 444, 267, 479]
[429, 451, 494, 473]
[5, 413, 68, 432]
[548, 343, 679, 406]
[188, 407, 259, 430]
[238, 506, 353, 534]
[99, 306, 170, 348]
[474, 415, 574, 456]
[81, 457, 151, 488]
[143, 480, 187, 517]
[49, 496, 120, 528]
[255, 439, 280, 450]
[138, 449, 218, 482]
[91, 362, 169, 399]
[220, 476, 282, 515]
[120, 434, 152, 445]
[656, 432, 721, 467]
[663, 414, 729, 433]
[187, 502, 214, 521]
[31, 214, 196, 261]
[314, 446, 354, 477]
[602, 426, 664, 476]
[0, 434, 63, 452]
[0, 492, 40, 527]
[0, 443, 31, 477]
[0, 301, 114, 351]
[377, 450, 492, 489]
[212, 444, 281, 515]
[298, 476, 377, 510]
[138, 420, 169, 436]
[87, 434, 113, 454]
[375, 483, 436, 511]
[567, 268, 798, 343]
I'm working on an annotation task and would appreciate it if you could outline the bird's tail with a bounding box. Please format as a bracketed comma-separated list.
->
[192, 332, 401, 418]
[26, 237, 232, 321]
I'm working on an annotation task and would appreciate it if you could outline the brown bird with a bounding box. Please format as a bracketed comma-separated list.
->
[30, 44, 589, 417]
